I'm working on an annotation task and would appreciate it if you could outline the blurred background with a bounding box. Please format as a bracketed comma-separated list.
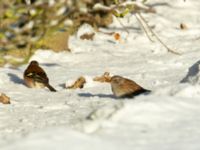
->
[0, 0, 117, 66]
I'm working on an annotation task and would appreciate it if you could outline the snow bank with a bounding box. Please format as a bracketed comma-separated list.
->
[1, 0, 200, 149]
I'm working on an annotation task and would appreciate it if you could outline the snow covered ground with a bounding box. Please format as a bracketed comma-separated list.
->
[1, 0, 200, 149]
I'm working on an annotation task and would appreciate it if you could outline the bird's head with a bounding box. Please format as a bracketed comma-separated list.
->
[30, 60, 39, 66]
[111, 75, 123, 84]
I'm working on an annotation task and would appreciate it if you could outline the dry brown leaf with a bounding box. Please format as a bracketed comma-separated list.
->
[80, 33, 95, 40]
[114, 33, 121, 41]
[66, 76, 86, 89]
[180, 23, 188, 30]
[93, 72, 111, 83]
[0, 93, 11, 104]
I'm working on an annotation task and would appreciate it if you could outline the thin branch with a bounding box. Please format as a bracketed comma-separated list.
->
[136, 12, 180, 55]
[93, 1, 180, 55]
[115, 16, 130, 34]
[135, 13, 154, 42]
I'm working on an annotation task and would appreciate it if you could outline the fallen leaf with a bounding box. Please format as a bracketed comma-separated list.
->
[80, 33, 95, 40]
[114, 33, 121, 41]
[66, 76, 86, 89]
[180, 23, 188, 30]
[0, 93, 11, 104]
[93, 72, 111, 83]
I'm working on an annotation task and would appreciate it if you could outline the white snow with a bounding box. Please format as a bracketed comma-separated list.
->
[1, 0, 200, 149]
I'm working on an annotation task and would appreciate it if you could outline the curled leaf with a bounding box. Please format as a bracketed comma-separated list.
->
[80, 33, 95, 40]
[93, 72, 111, 83]
[0, 93, 11, 104]
[114, 32, 121, 41]
[180, 23, 188, 30]
[66, 76, 86, 89]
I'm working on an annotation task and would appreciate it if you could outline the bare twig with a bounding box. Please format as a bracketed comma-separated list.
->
[135, 13, 154, 42]
[136, 13, 180, 55]
[93, 1, 180, 55]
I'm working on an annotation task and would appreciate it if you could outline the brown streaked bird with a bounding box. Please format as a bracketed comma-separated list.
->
[23, 60, 56, 92]
[110, 75, 150, 98]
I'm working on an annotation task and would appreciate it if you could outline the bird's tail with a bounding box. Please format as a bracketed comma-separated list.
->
[134, 88, 151, 96]
[143, 89, 151, 93]
[46, 84, 57, 92]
